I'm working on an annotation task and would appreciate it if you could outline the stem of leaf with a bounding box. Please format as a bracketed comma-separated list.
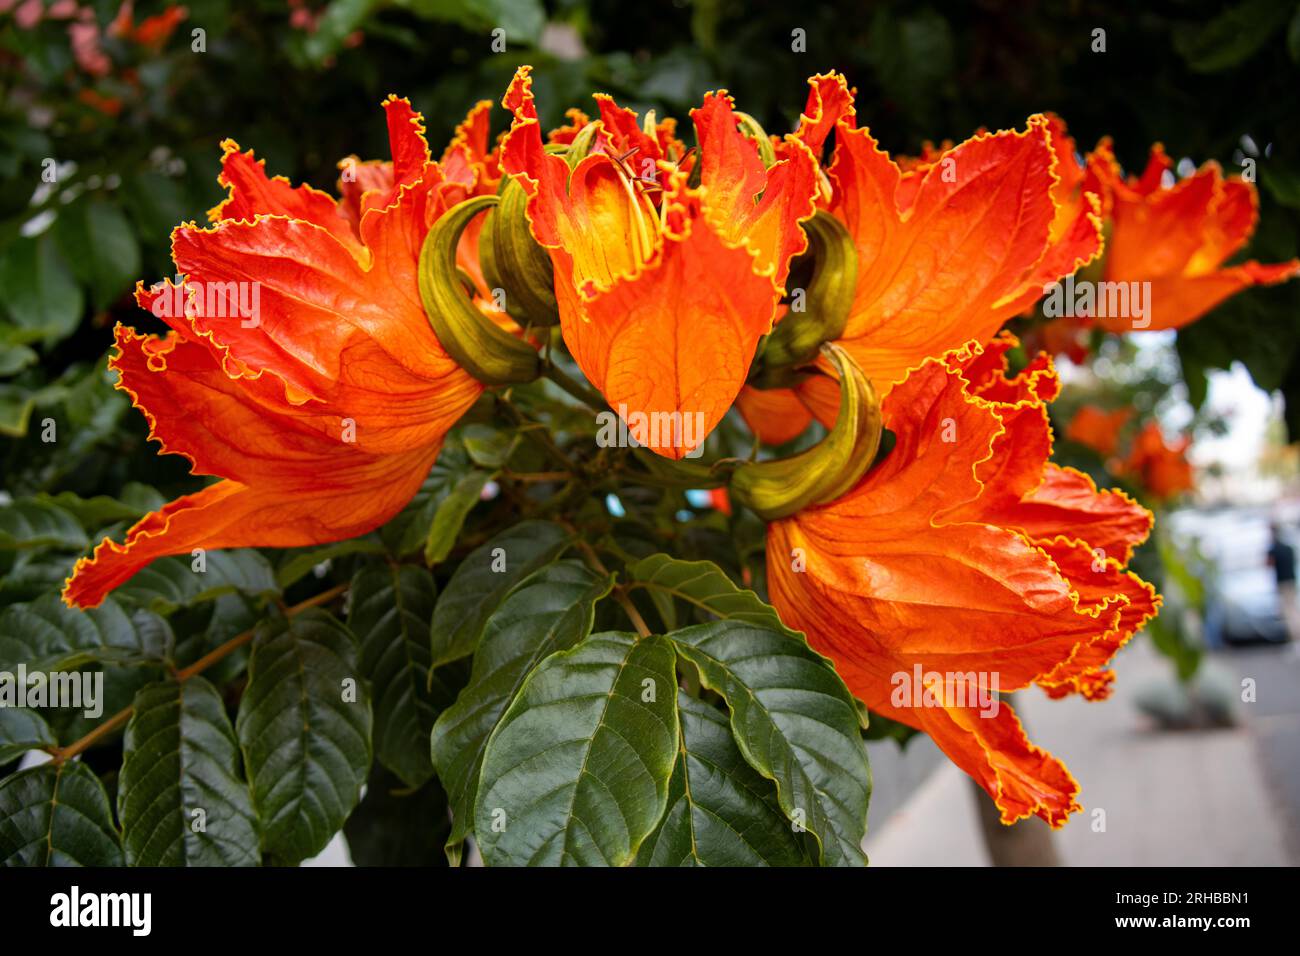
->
[47, 582, 349, 764]
[568, 532, 653, 639]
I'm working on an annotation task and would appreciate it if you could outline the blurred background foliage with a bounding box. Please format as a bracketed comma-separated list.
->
[2, 0, 1297, 525]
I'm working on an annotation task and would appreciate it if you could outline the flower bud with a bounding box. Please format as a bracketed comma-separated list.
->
[761, 210, 857, 370]
[479, 175, 561, 328]
[419, 194, 540, 385]
[729, 343, 881, 520]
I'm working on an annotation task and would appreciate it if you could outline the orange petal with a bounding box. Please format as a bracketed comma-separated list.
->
[565, 183, 776, 459]
[693, 92, 819, 290]
[63, 443, 439, 609]
[735, 385, 814, 446]
[208, 140, 360, 257]
[829, 116, 1077, 390]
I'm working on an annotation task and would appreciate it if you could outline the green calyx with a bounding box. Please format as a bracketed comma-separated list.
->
[728, 343, 881, 520]
[734, 111, 777, 168]
[418, 194, 540, 386]
[479, 175, 561, 329]
[761, 210, 858, 371]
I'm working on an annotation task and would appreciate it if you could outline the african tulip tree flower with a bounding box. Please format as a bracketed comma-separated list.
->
[787, 73, 1102, 392]
[1043, 124, 1300, 336]
[1096, 145, 1300, 331]
[500, 66, 819, 459]
[1065, 404, 1131, 458]
[1121, 421, 1195, 501]
[767, 334, 1158, 826]
[62, 96, 487, 609]
[736, 75, 1101, 445]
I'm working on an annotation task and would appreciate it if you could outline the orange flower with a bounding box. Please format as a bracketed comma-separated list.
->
[767, 334, 1157, 826]
[1049, 126, 1300, 333]
[501, 66, 818, 458]
[62, 96, 485, 609]
[1065, 404, 1132, 457]
[786, 74, 1102, 394]
[1122, 421, 1194, 500]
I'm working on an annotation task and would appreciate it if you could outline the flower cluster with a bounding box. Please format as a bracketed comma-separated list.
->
[61, 70, 1297, 828]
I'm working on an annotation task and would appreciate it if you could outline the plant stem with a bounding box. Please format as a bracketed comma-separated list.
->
[543, 361, 606, 410]
[48, 582, 349, 764]
[570, 533, 653, 639]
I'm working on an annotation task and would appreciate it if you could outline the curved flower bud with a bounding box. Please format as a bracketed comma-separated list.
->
[420, 194, 541, 384]
[760, 210, 858, 369]
[479, 175, 560, 328]
[729, 344, 880, 519]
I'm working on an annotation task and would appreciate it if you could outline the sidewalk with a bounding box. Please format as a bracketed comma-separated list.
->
[865, 637, 1299, 866]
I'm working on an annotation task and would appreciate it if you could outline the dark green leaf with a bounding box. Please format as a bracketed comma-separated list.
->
[235, 610, 371, 865]
[636, 692, 812, 866]
[0, 707, 57, 763]
[1173, 0, 1292, 72]
[475, 631, 678, 866]
[116, 549, 279, 614]
[343, 765, 451, 867]
[0, 594, 173, 672]
[0, 500, 88, 551]
[118, 677, 259, 866]
[349, 564, 447, 787]
[54, 199, 141, 311]
[424, 469, 493, 565]
[431, 559, 613, 861]
[665, 620, 871, 866]
[430, 519, 570, 667]
[0, 234, 83, 345]
[0, 760, 123, 865]
[626, 553, 797, 633]
[276, 537, 385, 589]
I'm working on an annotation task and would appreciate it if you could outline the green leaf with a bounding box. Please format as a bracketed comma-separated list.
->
[54, 199, 141, 311]
[1289, 6, 1300, 63]
[0, 760, 124, 865]
[1173, 0, 1293, 72]
[0, 341, 37, 377]
[474, 631, 679, 866]
[0, 499, 88, 551]
[0, 707, 57, 763]
[235, 610, 371, 865]
[461, 422, 519, 469]
[401, 0, 547, 47]
[0, 383, 37, 437]
[275, 537, 385, 589]
[625, 553, 798, 633]
[636, 692, 812, 866]
[0, 234, 84, 345]
[431, 559, 613, 861]
[423, 469, 493, 565]
[664, 620, 871, 866]
[118, 677, 260, 866]
[430, 519, 570, 667]
[116, 549, 279, 613]
[0, 594, 173, 672]
[343, 765, 451, 867]
[348, 564, 449, 787]
[381, 439, 473, 556]
[29, 491, 144, 529]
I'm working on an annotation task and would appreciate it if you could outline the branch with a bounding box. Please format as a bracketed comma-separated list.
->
[48, 582, 349, 764]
